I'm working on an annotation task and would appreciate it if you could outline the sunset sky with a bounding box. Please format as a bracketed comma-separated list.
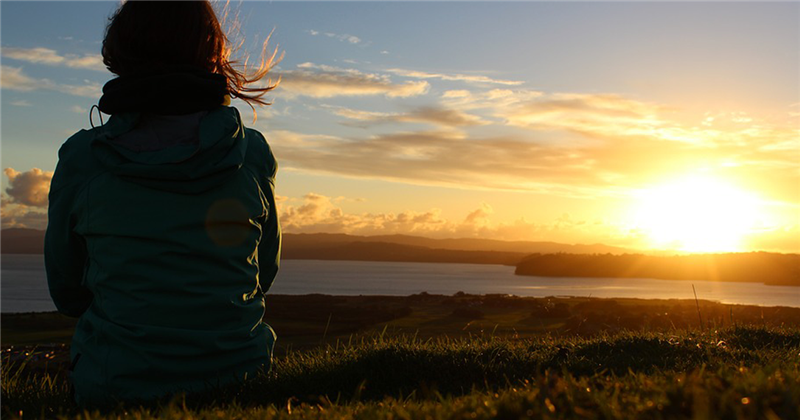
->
[1, 1, 798, 253]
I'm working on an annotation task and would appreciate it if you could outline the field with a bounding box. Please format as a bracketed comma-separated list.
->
[3, 294, 800, 419]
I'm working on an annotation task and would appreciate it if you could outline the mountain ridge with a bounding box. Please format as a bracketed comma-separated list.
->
[2, 228, 630, 257]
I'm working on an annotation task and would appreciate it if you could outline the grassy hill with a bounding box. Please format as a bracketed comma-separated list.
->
[3, 294, 800, 419]
[3, 326, 798, 419]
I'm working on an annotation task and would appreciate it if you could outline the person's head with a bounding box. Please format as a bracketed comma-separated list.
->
[102, 0, 279, 108]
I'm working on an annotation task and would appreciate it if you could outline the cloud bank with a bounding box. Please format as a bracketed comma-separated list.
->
[4, 168, 53, 207]
[2, 168, 53, 230]
[266, 83, 798, 206]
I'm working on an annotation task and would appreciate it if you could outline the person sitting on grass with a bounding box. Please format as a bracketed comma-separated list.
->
[44, 0, 282, 407]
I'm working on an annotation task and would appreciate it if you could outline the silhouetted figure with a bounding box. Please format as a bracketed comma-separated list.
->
[45, 1, 281, 406]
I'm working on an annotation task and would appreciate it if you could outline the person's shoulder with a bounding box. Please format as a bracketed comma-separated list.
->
[57, 126, 111, 171]
[59, 128, 96, 157]
[243, 127, 277, 178]
[50, 127, 107, 191]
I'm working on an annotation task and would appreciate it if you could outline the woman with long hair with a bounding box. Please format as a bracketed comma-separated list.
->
[45, 0, 281, 406]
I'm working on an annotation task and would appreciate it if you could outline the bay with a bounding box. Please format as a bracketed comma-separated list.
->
[2, 254, 798, 313]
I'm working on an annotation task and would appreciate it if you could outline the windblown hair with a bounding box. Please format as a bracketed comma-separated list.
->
[102, 0, 280, 110]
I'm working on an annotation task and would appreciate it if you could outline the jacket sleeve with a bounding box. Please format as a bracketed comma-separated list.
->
[44, 143, 93, 317]
[257, 140, 281, 294]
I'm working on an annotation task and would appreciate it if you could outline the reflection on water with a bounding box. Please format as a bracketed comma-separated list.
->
[3, 254, 799, 313]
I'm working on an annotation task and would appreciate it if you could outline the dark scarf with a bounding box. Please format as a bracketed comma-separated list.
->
[98, 67, 228, 115]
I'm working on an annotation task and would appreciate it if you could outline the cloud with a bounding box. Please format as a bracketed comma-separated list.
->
[308, 30, 362, 44]
[0, 194, 48, 230]
[264, 81, 797, 205]
[388, 68, 524, 86]
[10, 99, 32, 107]
[464, 202, 493, 226]
[270, 128, 612, 197]
[270, 101, 800, 206]
[441, 88, 544, 112]
[1, 168, 51, 230]
[501, 93, 666, 138]
[440, 90, 800, 176]
[330, 105, 487, 128]
[4, 167, 53, 208]
[277, 193, 649, 247]
[440, 89, 667, 140]
[275, 63, 429, 99]
[1, 47, 106, 72]
[1, 66, 39, 91]
[279, 192, 450, 237]
[1, 65, 101, 98]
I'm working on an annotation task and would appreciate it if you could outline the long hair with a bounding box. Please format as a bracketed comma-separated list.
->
[102, 0, 280, 111]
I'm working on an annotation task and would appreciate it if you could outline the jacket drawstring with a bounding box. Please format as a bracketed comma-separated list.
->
[89, 105, 105, 128]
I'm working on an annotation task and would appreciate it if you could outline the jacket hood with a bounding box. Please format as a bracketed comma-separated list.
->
[91, 106, 247, 194]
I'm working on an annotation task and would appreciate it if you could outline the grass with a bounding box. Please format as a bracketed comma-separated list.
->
[3, 325, 799, 419]
[7, 293, 799, 353]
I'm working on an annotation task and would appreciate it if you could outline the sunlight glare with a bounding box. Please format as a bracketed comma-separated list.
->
[633, 175, 761, 252]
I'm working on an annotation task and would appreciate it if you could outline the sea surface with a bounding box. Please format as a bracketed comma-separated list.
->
[2, 254, 799, 313]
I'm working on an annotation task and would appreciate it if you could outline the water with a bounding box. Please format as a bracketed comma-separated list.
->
[2, 254, 799, 313]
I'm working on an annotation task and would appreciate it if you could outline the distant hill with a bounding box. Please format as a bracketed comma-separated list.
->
[1, 229, 629, 264]
[281, 240, 527, 265]
[8, 229, 798, 284]
[515, 253, 800, 287]
[1, 228, 45, 254]
[282, 233, 630, 255]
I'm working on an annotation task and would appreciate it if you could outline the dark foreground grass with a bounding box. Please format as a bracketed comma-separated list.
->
[3, 326, 799, 419]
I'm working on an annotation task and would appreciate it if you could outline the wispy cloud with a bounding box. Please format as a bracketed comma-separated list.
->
[275, 63, 429, 99]
[307, 29, 362, 45]
[330, 105, 487, 128]
[1, 66, 40, 92]
[1, 65, 101, 98]
[269, 102, 800, 205]
[500, 93, 666, 140]
[1, 47, 106, 72]
[270, 128, 610, 197]
[10, 99, 32, 107]
[441, 88, 544, 112]
[388, 68, 524, 86]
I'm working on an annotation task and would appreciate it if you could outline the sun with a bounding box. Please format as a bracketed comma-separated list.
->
[632, 175, 761, 253]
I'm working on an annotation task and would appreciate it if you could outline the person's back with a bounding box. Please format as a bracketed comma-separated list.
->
[44, 1, 281, 406]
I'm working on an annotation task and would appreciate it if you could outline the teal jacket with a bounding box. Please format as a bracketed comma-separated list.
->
[44, 106, 280, 406]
